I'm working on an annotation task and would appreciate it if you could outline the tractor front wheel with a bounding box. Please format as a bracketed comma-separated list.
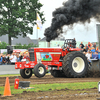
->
[20, 68, 32, 79]
[34, 63, 46, 78]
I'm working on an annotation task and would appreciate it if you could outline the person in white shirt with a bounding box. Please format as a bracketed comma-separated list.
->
[85, 50, 92, 66]
[9, 52, 17, 65]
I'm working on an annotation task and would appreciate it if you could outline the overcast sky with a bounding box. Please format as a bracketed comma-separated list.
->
[28, 0, 98, 42]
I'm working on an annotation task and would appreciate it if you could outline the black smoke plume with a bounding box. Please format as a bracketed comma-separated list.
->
[44, 0, 100, 42]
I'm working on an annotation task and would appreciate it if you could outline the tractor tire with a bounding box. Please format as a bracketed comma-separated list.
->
[34, 63, 46, 78]
[20, 68, 32, 79]
[50, 70, 66, 77]
[62, 51, 88, 78]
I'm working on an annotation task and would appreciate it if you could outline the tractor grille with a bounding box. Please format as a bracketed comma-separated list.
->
[28, 48, 35, 61]
[29, 53, 35, 61]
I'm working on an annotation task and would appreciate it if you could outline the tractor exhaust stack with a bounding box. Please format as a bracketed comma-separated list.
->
[48, 42, 50, 47]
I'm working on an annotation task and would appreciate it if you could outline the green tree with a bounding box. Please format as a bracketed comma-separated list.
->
[14, 43, 38, 49]
[0, 42, 9, 49]
[27, 43, 38, 48]
[0, 0, 45, 45]
[15, 43, 22, 49]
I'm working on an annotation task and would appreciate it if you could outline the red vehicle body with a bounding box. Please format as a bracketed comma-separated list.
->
[15, 48, 80, 70]
[15, 39, 89, 79]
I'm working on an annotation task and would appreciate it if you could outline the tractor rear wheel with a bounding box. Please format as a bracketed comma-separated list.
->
[62, 51, 88, 78]
[20, 68, 32, 79]
[34, 63, 46, 78]
[50, 70, 66, 77]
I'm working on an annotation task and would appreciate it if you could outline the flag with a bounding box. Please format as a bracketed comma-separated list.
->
[36, 13, 43, 30]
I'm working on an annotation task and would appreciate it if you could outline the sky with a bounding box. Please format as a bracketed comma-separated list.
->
[27, 0, 98, 42]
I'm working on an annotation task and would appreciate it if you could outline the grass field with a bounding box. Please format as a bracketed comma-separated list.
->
[0, 82, 98, 95]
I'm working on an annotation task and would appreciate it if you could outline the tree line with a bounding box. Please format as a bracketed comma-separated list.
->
[0, 42, 38, 49]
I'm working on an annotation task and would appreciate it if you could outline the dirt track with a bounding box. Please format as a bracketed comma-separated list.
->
[1, 74, 100, 86]
[0, 75, 100, 100]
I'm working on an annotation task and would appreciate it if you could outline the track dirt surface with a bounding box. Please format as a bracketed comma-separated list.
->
[0, 75, 100, 100]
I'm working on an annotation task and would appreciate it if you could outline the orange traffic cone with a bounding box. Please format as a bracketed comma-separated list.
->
[3, 77, 11, 96]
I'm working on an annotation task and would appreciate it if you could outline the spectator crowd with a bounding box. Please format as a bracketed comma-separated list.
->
[79, 42, 99, 65]
[0, 52, 30, 65]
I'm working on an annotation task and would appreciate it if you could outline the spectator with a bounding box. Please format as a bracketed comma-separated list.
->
[9, 52, 17, 65]
[88, 47, 91, 51]
[92, 51, 98, 59]
[93, 42, 96, 50]
[0, 54, 3, 65]
[6, 54, 10, 64]
[22, 53, 30, 61]
[96, 46, 99, 51]
[85, 50, 92, 65]
[16, 53, 21, 62]
[2, 55, 7, 65]
[20, 53, 24, 61]
[82, 46, 87, 52]
[91, 43, 93, 48]
[88, 42, 92, 48]
[85, 44, 88, 51]
[26, 52, 29, 58]
[91, 47, 96, 53]
[1, 53, 3, 57]
[26, 53, 30, 60]
[79, 42, 84, 49]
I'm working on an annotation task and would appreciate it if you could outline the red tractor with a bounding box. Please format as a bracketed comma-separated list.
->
[15, 39, 88, 78]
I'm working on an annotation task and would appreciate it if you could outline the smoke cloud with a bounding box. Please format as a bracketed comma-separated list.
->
[44, 0, 100, 42]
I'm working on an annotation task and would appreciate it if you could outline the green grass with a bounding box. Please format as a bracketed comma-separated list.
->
[0, 73, 50, 77]
[31, 82, 97, 92]
[0, 82, 98, 95]
[0, 74, 20, 77]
